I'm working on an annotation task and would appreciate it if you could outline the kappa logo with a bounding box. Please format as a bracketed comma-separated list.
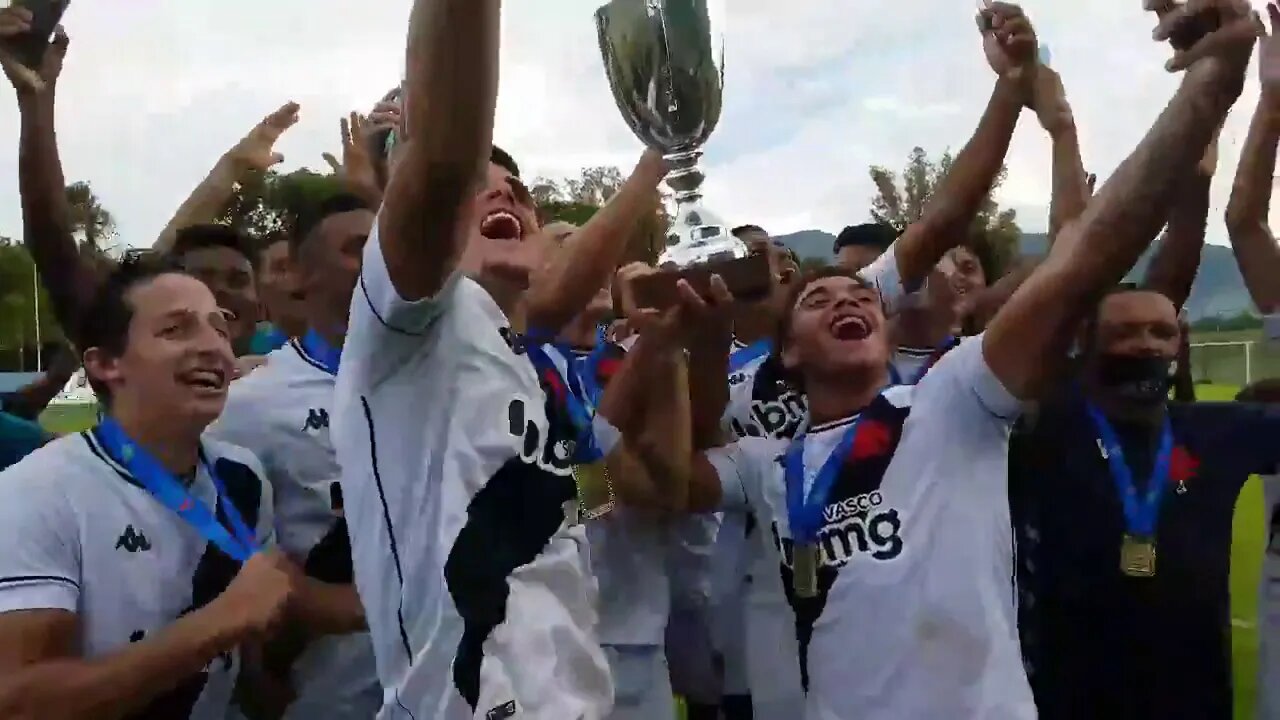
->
[302, 408, 330, 432]
[730, 390, 807, 439]
[116, 524, 152, 553]
[507, 397, 574, 477]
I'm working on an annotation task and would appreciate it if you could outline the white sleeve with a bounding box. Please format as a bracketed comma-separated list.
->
[356, 221, 460, 336]
[859, 241, 924, 314]
[0, 471, 81, 614]
[927, 334, 1021, 421]
[702, 443, 752, 512]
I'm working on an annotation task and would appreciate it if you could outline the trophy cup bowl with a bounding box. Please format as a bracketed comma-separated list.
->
[596, 0, 772, 310]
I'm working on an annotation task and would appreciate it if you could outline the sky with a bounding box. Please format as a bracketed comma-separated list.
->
[0, 0, 1274, 252]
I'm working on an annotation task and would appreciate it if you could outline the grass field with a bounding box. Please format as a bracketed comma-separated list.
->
[38, 387, 1272, 719]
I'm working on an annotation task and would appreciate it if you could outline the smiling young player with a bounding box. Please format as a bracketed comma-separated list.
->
[0, 258, 290, 720]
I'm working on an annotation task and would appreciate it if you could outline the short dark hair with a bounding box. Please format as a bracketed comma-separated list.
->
[78, 254, 188, 401]
[491, 145, 520, 178]
[959, 234, 1002, 283]
[834, 223, 896, 255]
[733, 224, 767, 238]
[291, 192, 375, 254]
[1079, 284, 1174, 353]
[774, 264, 878, 360]
[170, 224, 255, 268]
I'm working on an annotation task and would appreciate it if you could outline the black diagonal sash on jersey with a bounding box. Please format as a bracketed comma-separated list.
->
[776, 393, 910, 691]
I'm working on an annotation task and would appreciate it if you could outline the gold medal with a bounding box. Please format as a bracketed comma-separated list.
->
[792, 543, 820, 598]
[1120, 534, 1157, 578]
[573, 460, 614, 521]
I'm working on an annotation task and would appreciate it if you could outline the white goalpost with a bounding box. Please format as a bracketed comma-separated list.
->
[1189, 340, 1256, 388]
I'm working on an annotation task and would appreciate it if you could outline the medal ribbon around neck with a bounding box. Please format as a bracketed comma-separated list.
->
[301, 329, 342, 376]
[1084, 402, 1175, 541]
[95, 417, 259, 563]
[888, 335, 957, 386]
[521, 334, 606, 464]
[784, 418, 863, 546]
[728, 338, 771, 373]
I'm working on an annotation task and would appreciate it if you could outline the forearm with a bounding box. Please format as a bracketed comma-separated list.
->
[293, 580, 366, 636]
[0, 605, 244, 720]
[1055, 67, 1236, 296]
[1224, 92, 1280, 312]
[986, 64, 1241, 399]
[1144, 172, 1211, 310]
[17, 95, 95, 347]
[153, 157, 241, 253]
[687, 337, 729, 450]
[897, 78, 1023, 283]
[1046, 120, 1088, 245]
[380, 0, 500, 298]
[526, 156, 666, 332]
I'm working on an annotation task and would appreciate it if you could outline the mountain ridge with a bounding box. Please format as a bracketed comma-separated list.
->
[773, 229, 1254, 321]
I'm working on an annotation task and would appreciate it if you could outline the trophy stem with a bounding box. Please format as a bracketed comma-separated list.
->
[664, 149, 706, 207]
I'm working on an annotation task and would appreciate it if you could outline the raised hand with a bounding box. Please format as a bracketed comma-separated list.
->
[1153, 0, 1261, 73]
[1259, 2, 1280, 95]
[322, 112, 382, 205]
[0, 10, 68, 97]
[977, 2, 1039, 83]
[226, 102, 300, 173]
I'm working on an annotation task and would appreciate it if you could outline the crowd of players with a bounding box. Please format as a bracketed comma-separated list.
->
[0, 0, 1278, 719]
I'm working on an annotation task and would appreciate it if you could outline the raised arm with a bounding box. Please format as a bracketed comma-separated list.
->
[1144, 131, 1217, 310]
[525, 149, 668, 334]
[985, 3, 1255, 399]
[378, 0, 500, 301]
[892, 3, 1034, 287]
[1032, 67, 1090, 246]
[153, 103, 300, 254]
[1223, 3, 1280, 313]
[1, 24, 97, 349]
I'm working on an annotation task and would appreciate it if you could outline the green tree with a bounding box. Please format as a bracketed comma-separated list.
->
[64, 181, 117, 252]
[868, 147, 1021, 275]
[532, 167, 669, 265]
[0, 238, 65, 370]
[219, 168, 346, 242]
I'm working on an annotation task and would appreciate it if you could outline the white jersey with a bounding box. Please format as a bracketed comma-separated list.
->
[1260, 472, 1280, 720]
[718, 244, 915, 713]
[0, 431, 275, 720]
[333, 229, 612, 720]
[209, 341, 380, 720]
[706, 336, 1033, 720]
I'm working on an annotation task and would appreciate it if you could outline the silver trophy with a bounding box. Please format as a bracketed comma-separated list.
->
[596, 0, 770, 307]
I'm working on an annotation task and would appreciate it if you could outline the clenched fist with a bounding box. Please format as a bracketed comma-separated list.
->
[214, 549, 296, 642]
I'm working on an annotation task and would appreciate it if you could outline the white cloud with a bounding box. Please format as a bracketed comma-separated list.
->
[0, 0, 1272, 249]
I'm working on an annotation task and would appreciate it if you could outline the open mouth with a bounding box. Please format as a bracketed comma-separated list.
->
[179, 368, 228, 394]
[480, 211, 523, 242]
[830, 314, 871, 341]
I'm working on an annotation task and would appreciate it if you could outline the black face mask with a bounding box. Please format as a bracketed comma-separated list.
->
[1094, 353, 1174, 404]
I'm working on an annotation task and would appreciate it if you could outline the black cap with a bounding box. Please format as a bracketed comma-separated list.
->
[834, 222, 896, 255]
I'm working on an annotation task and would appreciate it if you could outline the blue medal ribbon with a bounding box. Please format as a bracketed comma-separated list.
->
[1084, 403, 1174, 539]
[729, 338, 772, 373]
[301, 329, 342, 376]
[522, 338, 602, 464]
[575, 337, 611, 411]
[95, 417, 259, 562]
[784, 420, 862, 544]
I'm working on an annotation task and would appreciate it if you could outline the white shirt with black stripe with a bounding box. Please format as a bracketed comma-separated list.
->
[0, 431, 274, 720]
[332, 228, 612, 720]
[705, 336, 1033, 720]
[209, 340, 380, 720]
